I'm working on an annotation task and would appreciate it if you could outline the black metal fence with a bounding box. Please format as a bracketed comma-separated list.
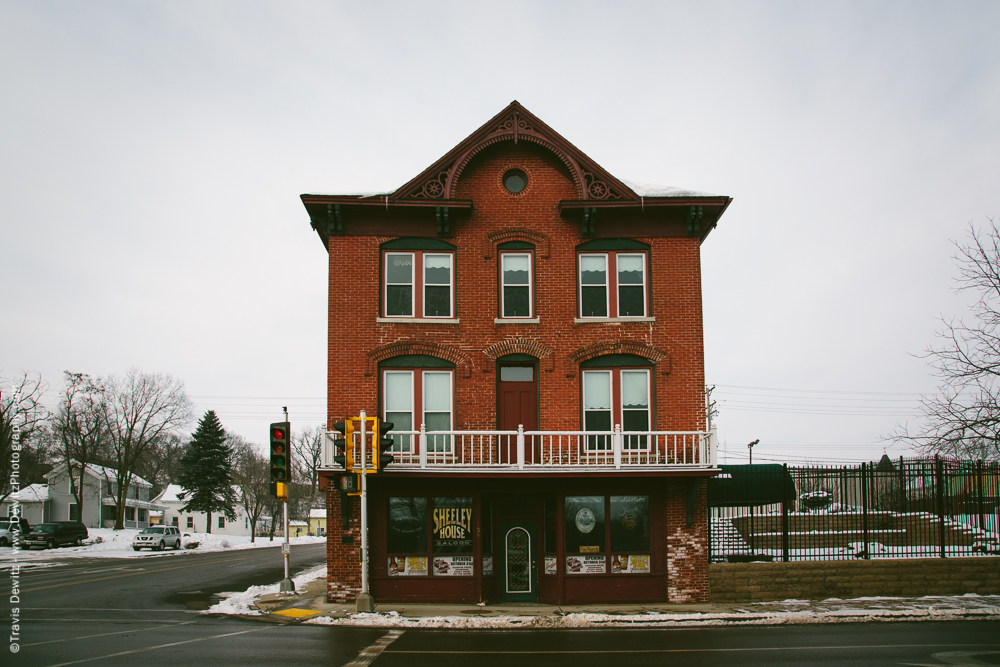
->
[708, 456, 1000, 563]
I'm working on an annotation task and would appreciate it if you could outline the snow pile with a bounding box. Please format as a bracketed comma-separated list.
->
[0, 528, 324, 563]
[206, 565, 328, 616]
[304, 595, 1000, 628]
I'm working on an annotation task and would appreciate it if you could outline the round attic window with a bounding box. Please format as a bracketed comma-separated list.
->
[503, 169, 527, 194]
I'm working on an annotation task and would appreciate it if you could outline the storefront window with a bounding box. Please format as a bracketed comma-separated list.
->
[610, 495, 649, 552]
[388, 497, 427, 553]
[565, 495, 605, 553]
[431, 497, 473, 554]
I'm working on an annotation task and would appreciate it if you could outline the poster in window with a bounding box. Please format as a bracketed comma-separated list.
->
[387, 556, 428, 576]
[482, 555, 493, 576]
[565, 555, 606, 574]
[565, 496, 605, 553]
[432, 497, 473, 553]
[612, 554, 650, 574]
[544, 556, 557, 575]
[388, 497, 427, 554]
[432, 555, 473, 576]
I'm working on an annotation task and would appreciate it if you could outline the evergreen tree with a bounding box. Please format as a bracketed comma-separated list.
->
[177, 410, 237, 533]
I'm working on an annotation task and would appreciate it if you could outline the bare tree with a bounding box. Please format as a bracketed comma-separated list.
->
[892, 219, 1000, 461]
[99, 369, 192, 529]
[294, 425, 325, 509]
[52, 372, 109, 524]
[133, 432, 185, 500]
[1, 371, 49, 505]
[229, 435, 270, 543]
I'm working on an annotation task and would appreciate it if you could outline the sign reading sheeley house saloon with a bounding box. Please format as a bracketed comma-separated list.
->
[302, 101, 731, 605]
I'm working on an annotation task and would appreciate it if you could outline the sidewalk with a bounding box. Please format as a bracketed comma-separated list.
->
[228, 573, 1000, 628]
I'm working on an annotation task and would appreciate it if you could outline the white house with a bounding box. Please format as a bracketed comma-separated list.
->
[154, 484, 267, 536]
[45, 463, 165, 529]
[0, 483, 50, 526]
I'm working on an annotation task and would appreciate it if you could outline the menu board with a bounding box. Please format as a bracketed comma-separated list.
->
[432, 555, 474, 576]
[612, 554, 650, 574]
[565, 555, 606, 574]
[387, 556, 427, 576]
[544, 556, 557, 575]
[482, 556, 493, 576]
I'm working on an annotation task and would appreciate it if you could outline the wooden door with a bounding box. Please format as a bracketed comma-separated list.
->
[498, 364, 538, 464]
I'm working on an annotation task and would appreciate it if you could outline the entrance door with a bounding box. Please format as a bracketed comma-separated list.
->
[498, 364, 538, 464]
[499, 521, 536, 602]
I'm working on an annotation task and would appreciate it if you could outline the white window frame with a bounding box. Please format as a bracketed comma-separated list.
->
[500, 251, 533, 318]
[383, 370, 414, 453]
[578, 251, 649, 319]
[615, 253, 647, 317]
[581, 368, 652, 451]
[382, 368, 455, 454]
[578, 253, 609, 318]
[383, 251, 455, 319]
[384, 251, 415, 318]
[422, 253, 454, 319]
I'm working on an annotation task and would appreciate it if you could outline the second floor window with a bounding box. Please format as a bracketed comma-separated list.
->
[383, 368, 454, 453]
[384, 251, 454, 318]
[501, 252, 532, 318]
[578, 252, 647, 318]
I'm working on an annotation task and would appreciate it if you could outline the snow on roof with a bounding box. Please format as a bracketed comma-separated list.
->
[7, 483, 48, 503]
[47, 462, 153, 488]
[309, 508, 327, 518]
[155, 483, 243, 504]
[621, 179, 718, 198]
[303, 191, 393, 198]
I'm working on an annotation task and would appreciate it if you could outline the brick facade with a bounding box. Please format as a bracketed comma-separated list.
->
[305, 102, 730, 605]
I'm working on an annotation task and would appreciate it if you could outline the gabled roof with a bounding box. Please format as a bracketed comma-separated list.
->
[391, 101, 638, 203]
[46, 462, 153, 488]
[302, 101, 732, 244]
[5, 483, 48, 503]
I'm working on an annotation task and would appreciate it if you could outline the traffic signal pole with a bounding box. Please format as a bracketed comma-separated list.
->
[278, 407, 294, 593]
[356, 410, 374, 612]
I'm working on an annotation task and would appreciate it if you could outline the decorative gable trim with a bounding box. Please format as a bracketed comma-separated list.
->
[391, 102, 639, 204]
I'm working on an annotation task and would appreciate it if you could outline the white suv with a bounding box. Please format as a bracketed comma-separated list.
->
[132, 526, 183, 551]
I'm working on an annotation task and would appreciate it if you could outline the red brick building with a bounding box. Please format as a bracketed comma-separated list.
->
[301, 102, 731, 604]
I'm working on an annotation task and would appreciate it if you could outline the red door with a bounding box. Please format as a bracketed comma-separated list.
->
[498, 365, 538, 464]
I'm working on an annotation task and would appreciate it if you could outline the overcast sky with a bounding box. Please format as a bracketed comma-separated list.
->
[2, 1, 998, 464]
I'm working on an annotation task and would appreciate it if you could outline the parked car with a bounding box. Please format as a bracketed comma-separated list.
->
[0, 517, 31, 534]
[18, 522, 89, 549]
[132, 526, 183, 551]
[0, 527, 12, 547]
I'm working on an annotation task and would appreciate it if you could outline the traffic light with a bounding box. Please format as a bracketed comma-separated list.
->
[269, 422, 290, 482]
[269, 481, 288, 500]
[335, 472, 360, 494]
[331, 420, 354, 471]
[376, 419, 395, 472]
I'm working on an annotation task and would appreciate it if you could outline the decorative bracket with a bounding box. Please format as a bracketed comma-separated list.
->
[686, 205, 703, 237]
[581, 207, 597, 238]
[435, 206, 450, 237]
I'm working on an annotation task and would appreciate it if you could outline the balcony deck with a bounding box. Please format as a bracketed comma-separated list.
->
[320, 425, 718, 476]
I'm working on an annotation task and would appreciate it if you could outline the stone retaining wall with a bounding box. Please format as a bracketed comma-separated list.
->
[709, 557, 1000, 602]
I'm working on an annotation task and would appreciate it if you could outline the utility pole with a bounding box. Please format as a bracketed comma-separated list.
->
[278, 406, 294, 593]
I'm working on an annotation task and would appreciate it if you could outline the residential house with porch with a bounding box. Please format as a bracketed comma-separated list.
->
[45, 463, 164, 529]
[301, 102, 730, 605]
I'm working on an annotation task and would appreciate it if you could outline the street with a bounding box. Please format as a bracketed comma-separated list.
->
[5, 544, 999, 666]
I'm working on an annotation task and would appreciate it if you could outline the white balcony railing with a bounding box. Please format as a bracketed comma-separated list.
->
[321, 425, 718, 473]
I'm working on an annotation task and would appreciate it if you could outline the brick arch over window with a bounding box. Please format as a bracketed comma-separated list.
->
[567, 340, 671, 377]
[482, 338, 555, 374]
[482, 228, 550, 259]
[449, 134, 586, 199]
[366, 341, 472, 378]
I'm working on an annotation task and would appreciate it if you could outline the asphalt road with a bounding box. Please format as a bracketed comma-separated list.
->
[4, 544, 999, 667]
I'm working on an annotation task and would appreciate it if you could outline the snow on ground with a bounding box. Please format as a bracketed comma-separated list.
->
[302, 594, 1000, 629]
[0, 528, 324, 565]
[206, 565, 328, 616]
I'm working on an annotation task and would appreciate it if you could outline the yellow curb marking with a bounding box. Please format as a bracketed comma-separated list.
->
[272, 608, 321, 618]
